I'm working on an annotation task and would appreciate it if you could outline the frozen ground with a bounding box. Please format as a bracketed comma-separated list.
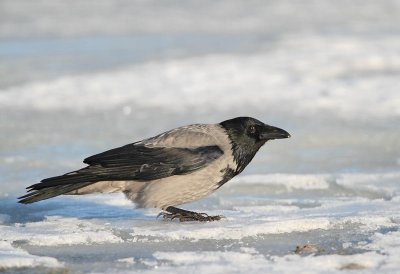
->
[1, 0, 400, 273]
[1, 173, 400, 273]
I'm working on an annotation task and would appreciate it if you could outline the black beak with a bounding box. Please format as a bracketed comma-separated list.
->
[259, 125, 291, 140]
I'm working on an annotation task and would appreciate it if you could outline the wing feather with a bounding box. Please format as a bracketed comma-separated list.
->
[25, 144, 224, 192]
[19, 124, 225, 204]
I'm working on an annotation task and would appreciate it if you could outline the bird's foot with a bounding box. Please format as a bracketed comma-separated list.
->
[158, 212, 223, 222]
[158, 206, 224, 222]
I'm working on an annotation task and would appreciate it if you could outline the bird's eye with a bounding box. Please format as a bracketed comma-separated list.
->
[249, 125, 257, 134]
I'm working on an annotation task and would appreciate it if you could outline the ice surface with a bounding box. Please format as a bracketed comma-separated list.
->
[1, 173, 400, 273]
[1, 0, 400, 38]
[1, 0, 400, 273]
[148, 251, 387, 273]
[1, 38, 400, 120]
[0, 241, 61, 270]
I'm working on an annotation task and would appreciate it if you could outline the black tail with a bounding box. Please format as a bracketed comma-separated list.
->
[18, 171, 98, 204]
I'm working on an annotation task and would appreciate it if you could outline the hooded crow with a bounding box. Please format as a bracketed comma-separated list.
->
[19, 117, 290, 222]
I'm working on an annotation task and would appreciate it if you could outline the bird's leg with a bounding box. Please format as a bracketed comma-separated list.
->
[158, 206, 224, 222]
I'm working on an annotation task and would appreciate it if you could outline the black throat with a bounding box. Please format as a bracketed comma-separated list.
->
[220, 123, 265, 175]
[229, 138, 264, 174]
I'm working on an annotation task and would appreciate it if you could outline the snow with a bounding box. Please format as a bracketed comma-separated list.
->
[1, 0, 400, 273]
[0, 241, 61, 270]
[1, 216, 123, 246]
[1, 37, 400, 121]
[232, 174, 331, 191]
[148, 251, 386, 273]
[1, 173, 399, 272]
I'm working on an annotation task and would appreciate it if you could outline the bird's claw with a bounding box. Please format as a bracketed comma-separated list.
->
[157, 211, 224, 222]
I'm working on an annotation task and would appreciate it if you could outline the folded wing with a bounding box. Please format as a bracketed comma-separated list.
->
[19, 144, 223, 204]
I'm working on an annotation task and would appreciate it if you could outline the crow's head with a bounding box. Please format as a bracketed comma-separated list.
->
[220, 117, 290, 173]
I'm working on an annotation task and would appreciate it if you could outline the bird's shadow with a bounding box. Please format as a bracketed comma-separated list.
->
[0, 194, 155, 224]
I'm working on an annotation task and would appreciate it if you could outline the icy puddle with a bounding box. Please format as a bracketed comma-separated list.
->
[1, 173, 399, 273]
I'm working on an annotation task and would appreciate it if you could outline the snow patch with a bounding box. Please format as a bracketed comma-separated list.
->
[336, 173, 400, 198]
[231, 174, 330, 191]
[117, 257, 136, 265]
[1, 216, 122, 246]
[0, 241, 61, 269]
[149, 250, 386, 273]
[131, 218, 332, 240]
[1, 36, 399, 121]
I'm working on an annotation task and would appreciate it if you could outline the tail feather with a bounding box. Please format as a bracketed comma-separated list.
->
[18, 182, 94, 204]
[18, 171, 98, 204]
[28, 168, 97, 189]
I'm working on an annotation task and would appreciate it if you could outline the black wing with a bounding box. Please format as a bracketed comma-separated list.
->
[82, 143, 224, 180]
[19, 144, 223, 204]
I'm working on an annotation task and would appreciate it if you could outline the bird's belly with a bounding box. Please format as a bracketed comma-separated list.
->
[133, 156, 235, 209]
[66, 181, 129, 195]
